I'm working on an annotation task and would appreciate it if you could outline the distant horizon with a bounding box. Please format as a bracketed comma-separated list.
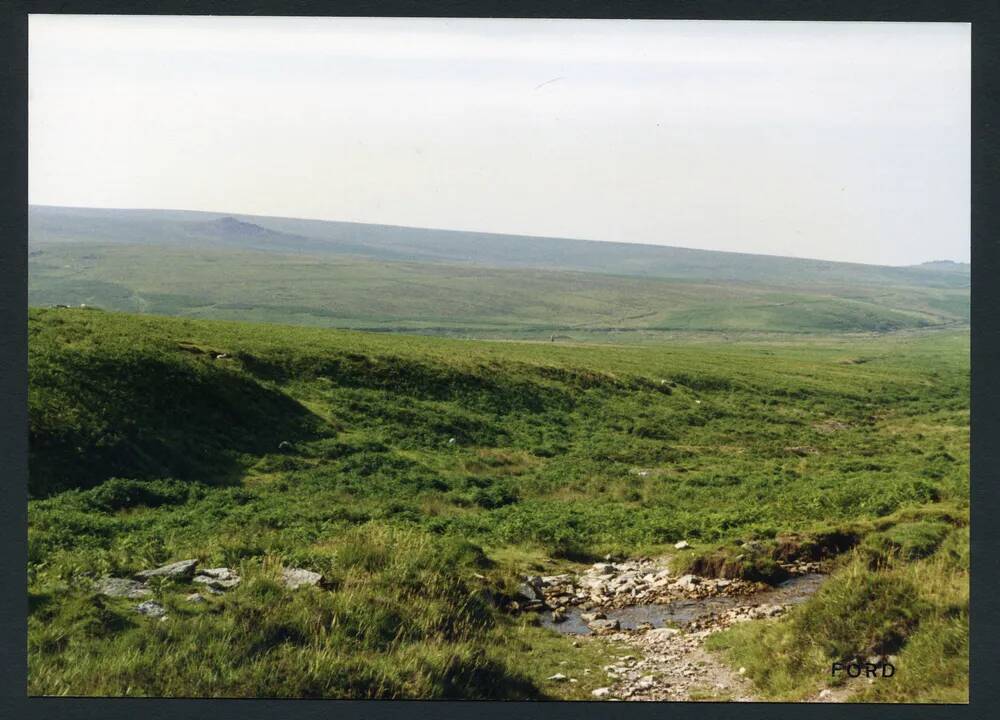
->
[29, 17, 969, 266]
[29, 202, 969, 270]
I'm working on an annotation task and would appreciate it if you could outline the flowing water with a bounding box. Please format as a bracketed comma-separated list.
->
[540, 573, 826, 635]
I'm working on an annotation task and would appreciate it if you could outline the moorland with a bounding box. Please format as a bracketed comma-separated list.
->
[27, 207, 969, 701]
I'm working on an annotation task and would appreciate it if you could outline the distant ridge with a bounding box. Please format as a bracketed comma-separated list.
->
[29, 205, 969, 290]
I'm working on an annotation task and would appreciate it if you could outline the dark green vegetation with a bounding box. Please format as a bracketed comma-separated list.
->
[28, 308, 967, 699]
[29, 205, 969, 338]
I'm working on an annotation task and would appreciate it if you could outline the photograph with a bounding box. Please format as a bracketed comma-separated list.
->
[25, 14, 969, 702]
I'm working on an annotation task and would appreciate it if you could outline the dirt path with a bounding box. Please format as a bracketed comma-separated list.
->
[589, 626, 756, 701]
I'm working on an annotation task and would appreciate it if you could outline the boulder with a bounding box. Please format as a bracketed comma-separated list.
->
[135, 559, 198, 581]
[94, 577, 151, 599]
[193, 567, 241, 589]
[135, 600, 167, 618]
[282, 567, 323, 590]
[518, 576, 545, 602]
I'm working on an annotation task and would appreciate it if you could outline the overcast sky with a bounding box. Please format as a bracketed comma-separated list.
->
[29, 16, 969, 266]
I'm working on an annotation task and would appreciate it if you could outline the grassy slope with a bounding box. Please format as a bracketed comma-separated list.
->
[28, 309, 968, 698]
[28, 242, 969, 337]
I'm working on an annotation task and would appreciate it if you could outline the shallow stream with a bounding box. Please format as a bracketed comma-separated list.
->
[540, 573, 826, 635]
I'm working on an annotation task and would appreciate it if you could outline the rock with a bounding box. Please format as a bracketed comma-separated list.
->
[671, 574, 701, 591]
[94, 577, 151, 599]
[135, 600, 167, 618]
[674, 540, 691, 550]
[646, 627, 680, 641]
[185, 592, 206, 603]
[738, 667, 746, 675]
[588, 619, 621, 634]
[135, 559, 198, 581]
[818, 689, 832, 699]
[636, 622, 654, 631]
[447, 438, 456, 445]
[281, 567, 323, 589]
[547, 673, 568, 682]
[193, 567, 241, 589]
[518, 575, 545, 602]
[592, 687, 612, 698]
[580, 611, 606, 622]
[552, 609, 567, 623]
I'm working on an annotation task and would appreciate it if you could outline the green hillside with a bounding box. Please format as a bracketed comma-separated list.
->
[29, 309, 968, 699]
[28, 241, 968, 339]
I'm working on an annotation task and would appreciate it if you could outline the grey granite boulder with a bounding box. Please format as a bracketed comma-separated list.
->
[94, 577, 151, 599]
[135, 600, 167, 618]
[281, 567, 323, 590]
[135, 559, 198, 581]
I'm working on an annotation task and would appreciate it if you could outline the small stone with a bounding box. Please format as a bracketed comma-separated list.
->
[819, 689, 832, 699]
[135, 559, 198, 581]
[282, 567, 323, 589]
[588, 619, 621, 634]
[674, 540, 691, 550]
[185, 592, 205, 603]
[592, 687, 612, 698]
[580, 611, 606, 622]
[738, 667, 747, 675]
[646, 627, 681, 641]
[547, 673, 568, 682]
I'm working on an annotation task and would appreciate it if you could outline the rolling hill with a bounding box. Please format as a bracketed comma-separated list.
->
[28, 205, 969, 338]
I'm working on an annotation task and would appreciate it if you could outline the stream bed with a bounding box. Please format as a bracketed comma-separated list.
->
[540, 572, 826, 635]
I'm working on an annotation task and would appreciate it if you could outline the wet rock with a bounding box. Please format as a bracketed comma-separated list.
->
[135, 559, 198, 581]
[552, 609, 568, 623]
[135, 600, 167, 618]
[588, 619, 621, 635]
[95, 577, 151, 599]
[282, 567, 323, 589]
[580, 611, 606, 622]
[518, 576, 545, 602]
